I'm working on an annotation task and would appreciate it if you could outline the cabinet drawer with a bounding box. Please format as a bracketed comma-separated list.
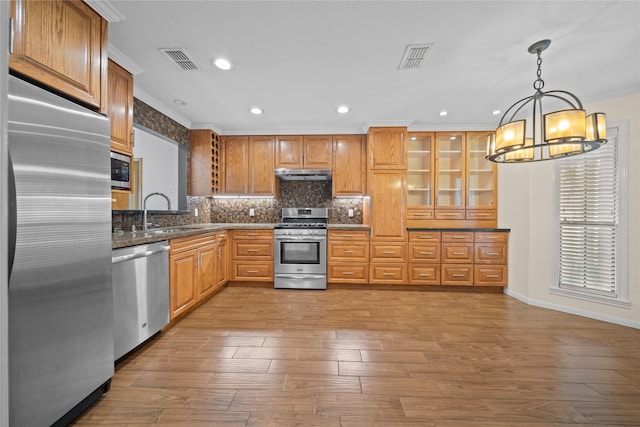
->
[369, 243, 407, 262]
[407, 209, 434, 220]
[408, 231, 441, 242]
[215, 230, 228, 241]
[474, 243, 507, 264]
[466, 210, 497, 220]
[369, 264, 407, 284]
[474, 265, 507, 286]
[435, 210, 465, 220]
[328, 229, 369, 241]
[408, 243, 440, 262]
[233, 241, 274, 260]
[441, 243, 473, 263]
[328, 241, 369, 262]
[475, 232, 508, 243]
[328, 263, 369, 283]
[233, 229, 273, 240]
[442, 232, 474, 242]
[408, 264, 440, 285]
[441, 265, 473, 286]
[170, 232, 216, 254]
[233, 262, 273, 281]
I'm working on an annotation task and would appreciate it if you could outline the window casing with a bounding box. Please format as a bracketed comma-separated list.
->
[553, 124, 628, 305]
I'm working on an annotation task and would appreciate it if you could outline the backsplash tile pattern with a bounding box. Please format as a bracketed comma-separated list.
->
[133, 98, 190, 146]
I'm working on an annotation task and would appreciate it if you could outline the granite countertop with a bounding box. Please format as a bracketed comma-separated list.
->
[113, 223, 370, 249]
[407, 227, 511, 232]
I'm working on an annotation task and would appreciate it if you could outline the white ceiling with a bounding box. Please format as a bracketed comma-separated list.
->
[106, 1, 640, 135]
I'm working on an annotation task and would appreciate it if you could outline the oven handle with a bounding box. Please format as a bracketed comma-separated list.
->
[274, 236, 327, 241]
[274, 274, 327, 280]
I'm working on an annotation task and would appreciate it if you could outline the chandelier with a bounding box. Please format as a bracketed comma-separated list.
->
[486, 39, 607, 163]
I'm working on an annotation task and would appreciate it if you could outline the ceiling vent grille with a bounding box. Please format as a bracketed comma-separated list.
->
[398, 43, 434, 70]
[159, 48, 200, 71]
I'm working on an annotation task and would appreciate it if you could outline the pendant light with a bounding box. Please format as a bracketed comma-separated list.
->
[486, 39, 607, 163]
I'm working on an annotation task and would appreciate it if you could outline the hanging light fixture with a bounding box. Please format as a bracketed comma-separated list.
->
[486, 39, 607, 163]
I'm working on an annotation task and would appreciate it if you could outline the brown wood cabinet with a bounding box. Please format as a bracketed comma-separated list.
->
[9, 0, 108, 111]
[107, 60, 134, 155]
[230, 229, 274, 282]
[215, 231, 228, 288]
[332, 135, 366, 196]
[189, 129, 222, 196]
[369, 170, 407, 241]
[275, 135, 332, 169]
[327, 229, 369, 284]
[367, 127, 407, 170]
[408, 231, 441, 285]
[222, 136, 277, 195]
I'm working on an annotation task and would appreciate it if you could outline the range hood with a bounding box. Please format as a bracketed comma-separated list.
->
[274, 168, 332, 181]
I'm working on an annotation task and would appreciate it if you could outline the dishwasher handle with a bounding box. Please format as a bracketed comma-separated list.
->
[112, 244, 170, 264]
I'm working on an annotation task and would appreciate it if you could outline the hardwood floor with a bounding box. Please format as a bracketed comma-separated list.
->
[74, 286, 640, 426]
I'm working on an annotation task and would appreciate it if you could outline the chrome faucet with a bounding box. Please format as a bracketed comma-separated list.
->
[143, 192, 171, 230]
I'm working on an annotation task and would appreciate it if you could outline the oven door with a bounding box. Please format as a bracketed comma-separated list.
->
[274, 234, 326, 275]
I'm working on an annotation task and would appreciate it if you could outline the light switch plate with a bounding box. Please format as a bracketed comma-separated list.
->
[249, 208, 255, 216]
[348, 209, 354, 217]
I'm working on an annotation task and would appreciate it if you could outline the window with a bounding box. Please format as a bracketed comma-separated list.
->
[554, 125, 628, 305]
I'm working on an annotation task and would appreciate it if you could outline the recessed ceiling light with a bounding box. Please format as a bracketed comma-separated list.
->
[173, 99, 187, 106]
[492, 110, 501, 115]
[337, 105, 349, 114]
[213, 58, 232, 70]
[250, 107, 263, 115]
[439, 110, 448, 116]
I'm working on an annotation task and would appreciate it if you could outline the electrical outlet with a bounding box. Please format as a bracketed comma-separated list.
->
[348, 209, 354, 217]
[249, 208, 255, 216]
[194, 208, 198, 217]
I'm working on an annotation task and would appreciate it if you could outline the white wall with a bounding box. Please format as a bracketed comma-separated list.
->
[499, 92, 640, 328]
[133, 128, 179, 210]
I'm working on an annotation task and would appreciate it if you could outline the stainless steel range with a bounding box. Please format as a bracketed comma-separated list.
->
[274, 208, 328, 290]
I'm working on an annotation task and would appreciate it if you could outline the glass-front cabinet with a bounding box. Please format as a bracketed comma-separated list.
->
[435, 133, 465, 220]
[407, 133, 434, 222]
[466, 132, 496, 216]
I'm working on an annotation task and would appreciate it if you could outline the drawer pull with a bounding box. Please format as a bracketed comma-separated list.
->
[342, 234, 355, 237]
[247, 270, 258, 274]
[247, 249, 258, 252]
[342, 271, 354, 275]
[418, 273, 433, 277]
[475, 213, 489, 217]
[452, 236, 466, 239]
[383, 251, 395, 255]
[487, 274, 500, 278]
[452, 274, 466, 278]
[444, 213, 457, 217]
[419, 236, 433, 239]
[486, 252, 500, 256]
[382, 272, 395, 276]
[419, 252, 433, 255]
[452, 252, 466, 255]
[342, 250, 354, 254]
[413, 213, 428, 216]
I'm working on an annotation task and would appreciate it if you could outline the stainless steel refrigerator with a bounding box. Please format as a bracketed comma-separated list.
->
[7, 75, 113, 426]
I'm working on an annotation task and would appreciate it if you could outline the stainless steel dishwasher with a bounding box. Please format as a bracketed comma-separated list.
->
[111, 241, 170, 360]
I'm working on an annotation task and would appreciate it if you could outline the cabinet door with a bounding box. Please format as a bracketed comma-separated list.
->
[249, 136, 276, 195]
[466, 131, 497, 211]
[108, 60, 133, 155]
[333, 135, 366, 196]
[169, 250, 198, 319]
[368, 127, 407, 170]
[9, 0, 107, 110]
[216, 239, 228, 287]
[369, 170, 406, 241]
[190, 129, 221, 196]
[435, 133, 465, 210]
[275, 135, 304, 168]
[407, 132, 434, 209]
[303, 135, 332, 168]
[198, 244, 217, 297]
[224, 136, 249, 194]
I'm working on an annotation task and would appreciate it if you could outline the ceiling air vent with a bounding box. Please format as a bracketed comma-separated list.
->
[159, 48, 200, 71]
[398, 43, 434, 70]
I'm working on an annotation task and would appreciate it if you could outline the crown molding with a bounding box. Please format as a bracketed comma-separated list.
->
[108, 44, 144, 75]
[133, 87, 192, 129]
[84, 0, 125, 22]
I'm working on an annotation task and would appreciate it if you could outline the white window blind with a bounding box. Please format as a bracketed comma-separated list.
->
[557, 128, 619, 296]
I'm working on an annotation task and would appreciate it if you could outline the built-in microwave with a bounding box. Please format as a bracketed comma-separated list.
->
[110, 151, 131, 190]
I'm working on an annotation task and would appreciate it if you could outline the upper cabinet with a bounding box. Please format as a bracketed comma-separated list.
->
[332, 134, 366, 197]
[466, 131, 497, 216]
[107, 60, 134, 155]
[275, 135, 332, 169]
[223, 136, 277, 196]
[435, 132, 466, 215]
[407, 132, 435, 221]
[367, 127, 407, 170]
[189, 129, 222, 196]
[9, 0, 108, 112]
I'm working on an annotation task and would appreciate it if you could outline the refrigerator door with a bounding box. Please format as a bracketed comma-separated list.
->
[8, 75, 113, 426]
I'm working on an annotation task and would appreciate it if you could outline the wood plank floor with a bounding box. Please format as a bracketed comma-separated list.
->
[74, 286, 640, 426]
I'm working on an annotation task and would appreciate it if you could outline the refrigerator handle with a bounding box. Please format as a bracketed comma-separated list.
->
[8, 152, 17, 277]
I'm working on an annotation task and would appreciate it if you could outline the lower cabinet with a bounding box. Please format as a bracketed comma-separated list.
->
[230, 229, 274, 282]
[169, 231, 228, 321]
[328, 229, 369, 284]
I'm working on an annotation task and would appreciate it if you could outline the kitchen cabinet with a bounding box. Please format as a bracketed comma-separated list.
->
[215, 231, 228, 288]
[327, 229, 369, 284]
[369, 170, 407, 241]
[189, 129, 222, 196]
[275, 135, 332, 169]
[223, 136, 277, 195]
[407, 132, 435, 226]
[473, 232, 508, 286]
[107, 60, 134, 155]
[408, 231, 441, 285]
[169, 232, 219, 320]
[367, 127, 407, 170]
[466, 131, 497, 222]
[435, 132, 466, 218]
[332, 134, 366, 196]
[9, 0, 108, 111]
[230, 229, 274, 282]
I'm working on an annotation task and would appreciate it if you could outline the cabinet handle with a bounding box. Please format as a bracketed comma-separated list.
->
[444, 213, 458, 217]
[487, 274, 500, 278]
[452, 274, 466, 277]
[342, 271, 354, 275]
[452, 252, 466, 255]
[419, 236, 433, 239]
[419, 251, 433, 255]
[342, 250, 353, 254]
[382, 272, 395, 276]
[383, 251, 395, 255]
[452, 236, 466, 239]
[342, 234, 355, 238]
[475, 213, 489, 217]
[246, 233, 259, 236]
[247, 249, 258, 252]
[486, 252, 500, 256]
[9, 17, 14, 54]
[418, 273, 433, 277]
[247, 270, 258, 274]
[413, 213, 428, 216]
